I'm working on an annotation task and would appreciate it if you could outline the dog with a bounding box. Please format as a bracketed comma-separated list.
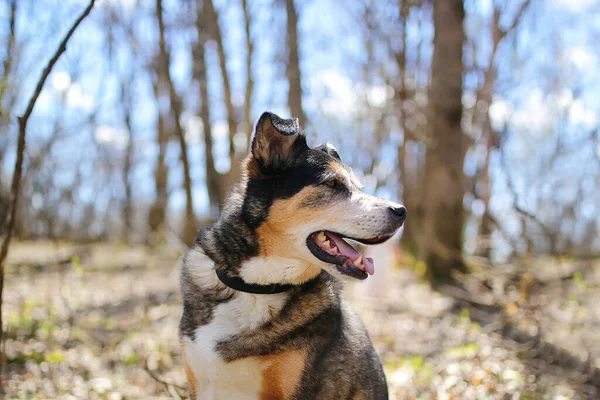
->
[179, 111, 406, 399]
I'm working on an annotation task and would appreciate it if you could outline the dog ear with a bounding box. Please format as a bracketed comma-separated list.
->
[315, 143, 341, 161]
[251, 111, 306, 169]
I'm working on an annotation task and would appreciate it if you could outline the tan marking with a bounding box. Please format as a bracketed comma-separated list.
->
[256, 186, 340, 282]
[328, 161, 363, 189]
[329, 160, 346, 174]
[258, 186, 339, 253]
[259, 349, 307, 400]
[352, 390, 364, 400]
[180, 339, 197, 399]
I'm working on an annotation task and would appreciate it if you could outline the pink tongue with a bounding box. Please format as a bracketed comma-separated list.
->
[326, 232, 359, 259]
[326, 232, 375, 275]
[364, 257, 374, 275]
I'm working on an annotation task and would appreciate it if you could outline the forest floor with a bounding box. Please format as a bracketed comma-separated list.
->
[3, 241, 600, 399]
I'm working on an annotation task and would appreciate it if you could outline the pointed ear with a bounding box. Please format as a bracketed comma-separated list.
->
[315, 142, 341, 161]
[251, 111, 306, 168]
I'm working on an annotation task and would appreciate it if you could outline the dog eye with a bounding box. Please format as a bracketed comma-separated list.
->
[322, 179, 341, 189]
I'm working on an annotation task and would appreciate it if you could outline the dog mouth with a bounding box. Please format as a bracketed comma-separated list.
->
[306, 231, 393, 280]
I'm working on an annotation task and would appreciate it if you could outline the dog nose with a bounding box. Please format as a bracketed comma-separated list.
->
[389, 205, 407, 223]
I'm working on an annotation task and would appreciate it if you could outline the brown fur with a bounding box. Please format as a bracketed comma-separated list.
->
[253, 123, 298, 165]
[258, 349, 308, 400]
[257, 186, 337, 255]
[244, 155, 262, 179]
[180, 112, 398, 400]
[328, 161, 362, 188]
[255, 186, 338, 283]
[328, 160, 346, 174]
[180, 339, 197, 399]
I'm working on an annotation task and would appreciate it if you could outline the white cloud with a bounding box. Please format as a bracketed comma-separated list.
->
[555, 88, 573, 109]
[212, 120, 229, 140]
[51, 71, 71, 92]
[312, 70, 357, 117]
[569, 100, 598, 127]
[184, 115, 204, 144]
[78, 0, 137, 9]
[489, 97, 513, 131]
[510, 89, 553, 132]
[95, 126, 129, 150]
[554, 0, 595, 11]
[462, 92, 477, 109]
[66, 83, 95, 111]
[491, 89, 597, 135]
[366, 85, 388, 108]
[309, 70, 389, 117]
[565, 46, 596, 70]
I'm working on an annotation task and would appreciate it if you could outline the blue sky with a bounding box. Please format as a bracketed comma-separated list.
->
[1, 0, 598, 250]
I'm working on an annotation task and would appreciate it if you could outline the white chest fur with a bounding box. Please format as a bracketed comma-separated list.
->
[182, 290, 287, 400]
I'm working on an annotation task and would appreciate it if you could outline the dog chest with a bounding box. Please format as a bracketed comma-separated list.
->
[182, 292, 288, 399]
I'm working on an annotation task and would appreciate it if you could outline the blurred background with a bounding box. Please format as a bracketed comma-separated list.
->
[1, 0, 599, 398]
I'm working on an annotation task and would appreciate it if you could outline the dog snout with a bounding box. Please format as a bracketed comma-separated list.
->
[388, 204, 407, 225]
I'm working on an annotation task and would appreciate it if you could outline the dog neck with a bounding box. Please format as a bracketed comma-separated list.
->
[197, 197, 322, 287]
[237, 256, 321, 285]
[215, 268, 312, 294]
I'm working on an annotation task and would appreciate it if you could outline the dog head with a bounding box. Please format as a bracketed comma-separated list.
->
[199, 112, 406, 284]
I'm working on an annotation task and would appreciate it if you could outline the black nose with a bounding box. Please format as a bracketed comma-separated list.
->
[389, 205, 407, 223]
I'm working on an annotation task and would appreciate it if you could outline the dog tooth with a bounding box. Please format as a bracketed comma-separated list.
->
[330, 245, 338, 253]
[317, 232, 327, 242]
[355, 255, 363, 265]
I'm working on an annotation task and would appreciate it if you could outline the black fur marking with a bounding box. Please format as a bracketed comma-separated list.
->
[216, 268, 303, 294]
[195, 142, 345, 271]
[214, 272, 341, 361]
[213, 271, 388, 399]
[315, 143, 342, 161]
[293, 305, 388, 399]
[180, 112, 390, 398]
[196, 186, 260, 275]
[242, 146, 343, 228]
[264, 111, 300, 136]
[251, 112, 306, 171]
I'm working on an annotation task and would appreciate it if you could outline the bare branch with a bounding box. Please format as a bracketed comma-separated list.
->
[155, 0, 196, 244]
[0, 0, 96, 385]
[0, 0, 17, 114]
[144, 357, 187, 398]
[499, 138, 557, 254]
[501, 0, 532, 39]
[18, 1, 96, 129]
[204, 0, 238, 158]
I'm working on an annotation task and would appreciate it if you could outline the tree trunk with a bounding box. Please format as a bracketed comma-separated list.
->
[419, 0, 466, 282]
[120, 80, 134, 243]
[0, 0, 18, 217]
[204, 0, 245, 202]
[204, 0, 239, 168]
[156, 0, 196, 245]
[194, 2, 223, 216]
[284, 0, 306, 127]
[148, 75, 168, 243]
[396, 0, 420, 253]
[242, 0, 254, 151]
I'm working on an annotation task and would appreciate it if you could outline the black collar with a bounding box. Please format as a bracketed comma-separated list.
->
[215, 269, 298, 294]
